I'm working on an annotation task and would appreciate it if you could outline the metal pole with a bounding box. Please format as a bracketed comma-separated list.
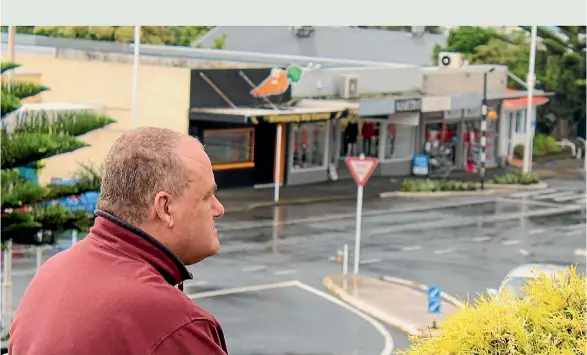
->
[131, 26, 141, 129]
[1, 240, 13, 336]
[274, 124, 282, 203]
[353, 185, 364, 275]
[71, 229, 78, 246]
[523, 26, 538, 173]
[342, 244, 349, 276]
[480, 72, 488, 190]
[35, 246, 43, 272]
[6, 26, 16, 90]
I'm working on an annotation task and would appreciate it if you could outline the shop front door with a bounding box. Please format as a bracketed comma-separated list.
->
[253, 124, 276, 186]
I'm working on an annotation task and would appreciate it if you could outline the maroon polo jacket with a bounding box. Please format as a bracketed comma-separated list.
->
[9, 210, 228, 355]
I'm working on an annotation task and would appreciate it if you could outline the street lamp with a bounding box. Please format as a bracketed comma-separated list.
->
[480, 67, 495, 190]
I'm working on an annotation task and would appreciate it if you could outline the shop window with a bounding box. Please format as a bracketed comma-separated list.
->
[515, 110, 525, 134]
[384, 124, 416, 160]
[291, 122, 327, 169]
[340, 118, 381, 158]
[203, 128, 254, 167]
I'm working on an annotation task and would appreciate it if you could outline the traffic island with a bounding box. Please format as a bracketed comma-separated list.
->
[323, 275, 460, 337]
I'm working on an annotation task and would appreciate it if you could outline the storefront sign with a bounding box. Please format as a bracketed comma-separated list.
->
[256, 110, 346, 124]
[394, 98, 422, 113]
[412, 154, 429, 176]
[444, 109, 462, 120]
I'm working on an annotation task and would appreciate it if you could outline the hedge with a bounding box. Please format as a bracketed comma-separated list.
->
[492, 171, 541, 185]
[399, 266, 585, 355]
[401, 179, 477, 192]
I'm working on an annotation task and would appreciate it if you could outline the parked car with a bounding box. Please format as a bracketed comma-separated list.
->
[487, 263, 569, 299]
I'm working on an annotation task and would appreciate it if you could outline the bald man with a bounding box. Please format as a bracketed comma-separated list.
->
[9, 127, 228, 355]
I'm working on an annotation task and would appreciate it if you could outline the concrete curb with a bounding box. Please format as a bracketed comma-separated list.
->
[379, 182, 547, 199]
[380, 276, 466, 309]
[323, 276, 422, 337]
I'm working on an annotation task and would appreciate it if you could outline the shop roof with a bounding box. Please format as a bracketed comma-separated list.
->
[190, 105, 348, 124]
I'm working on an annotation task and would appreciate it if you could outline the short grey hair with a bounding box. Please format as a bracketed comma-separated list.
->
[97, 126, 193, 225]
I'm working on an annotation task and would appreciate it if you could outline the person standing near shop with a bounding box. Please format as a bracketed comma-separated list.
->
[9, 127, 229, 355]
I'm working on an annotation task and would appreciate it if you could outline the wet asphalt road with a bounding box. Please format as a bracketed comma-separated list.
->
[3, 178, 586, 354]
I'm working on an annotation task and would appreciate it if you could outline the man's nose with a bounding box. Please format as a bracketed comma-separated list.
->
[213, 196, 225, 217]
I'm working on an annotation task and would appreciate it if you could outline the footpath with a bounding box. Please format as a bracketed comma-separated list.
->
[323, 275, 463, 338]
[217, 168, 510, 214]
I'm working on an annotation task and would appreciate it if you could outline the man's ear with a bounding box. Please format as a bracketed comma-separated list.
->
[153, 191, 174, 228]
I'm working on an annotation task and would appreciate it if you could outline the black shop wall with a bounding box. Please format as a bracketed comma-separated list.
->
[190, 68, 292, 108]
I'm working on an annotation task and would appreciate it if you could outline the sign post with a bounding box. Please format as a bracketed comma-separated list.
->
[345, 154, 379, 276]
[427, 285, 441, 329]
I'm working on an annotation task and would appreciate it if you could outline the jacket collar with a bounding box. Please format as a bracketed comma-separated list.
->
[91, 210, 193, 287]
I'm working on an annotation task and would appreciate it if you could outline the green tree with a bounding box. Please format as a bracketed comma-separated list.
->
[432, 26, 586, 134]
[356, 26, 444, 34]
[1, 62, 115, 246]
[17, 26, 215, 47]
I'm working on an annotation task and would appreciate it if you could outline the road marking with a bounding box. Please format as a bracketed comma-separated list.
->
[293, 281, 394, 355]
[519, 249, 531, 256]
[472, 236, 491, 242]
[359, 258, 381, 265]
[189, 280, 395, 355]
[273, 269, 298, 275]
[562, 224, 586, 231]
[574, 249, 586, 256]
[401, 245, 422, 251]
[529, 229, 545, 235]
[433, 248, 454, 255]
[533, 191, 578, 200]
[184, 280, 208, 287]
[553, 193, 586, 202]
[574, 198, 586, 206]
[188, 280, 299, 299]
[242, 265, 267, 272]
[510, 188, 557, 198]
[502, 239, 522, 246]
[565, 230, 583, 236]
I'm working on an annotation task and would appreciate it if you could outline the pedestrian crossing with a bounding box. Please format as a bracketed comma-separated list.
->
[509, 188, 586, 206]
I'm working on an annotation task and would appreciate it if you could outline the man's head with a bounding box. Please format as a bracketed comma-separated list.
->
[97, 126, 225, 265]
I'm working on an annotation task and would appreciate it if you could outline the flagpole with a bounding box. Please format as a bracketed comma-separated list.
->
[131, 26, 141, 129]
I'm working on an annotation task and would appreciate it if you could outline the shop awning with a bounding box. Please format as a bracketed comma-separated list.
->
[189, 106, 349, 124]
[502, 88, 550, 109]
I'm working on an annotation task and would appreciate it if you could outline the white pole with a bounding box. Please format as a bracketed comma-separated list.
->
[522, 26, 538, 173]
[342, 244, 349, 276]
[71, 230, 78, 246]
[7, 26, 16, 89]
[1, 240, 13, 336]
[131, 26, 141, 129]
[273, 124, 282, 203]
[353, 185, 364, 275]
[35, 246, 43, 272]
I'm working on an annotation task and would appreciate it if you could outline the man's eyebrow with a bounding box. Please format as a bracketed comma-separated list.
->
[203, 184, 217, 198]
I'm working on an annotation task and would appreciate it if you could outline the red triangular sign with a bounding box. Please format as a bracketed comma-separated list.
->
[345, 156, 379, 186]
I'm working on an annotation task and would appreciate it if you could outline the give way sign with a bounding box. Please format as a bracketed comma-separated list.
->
[345, 156, 379, 187]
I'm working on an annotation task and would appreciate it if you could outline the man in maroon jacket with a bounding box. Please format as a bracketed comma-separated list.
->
[9, 127, 228, 355]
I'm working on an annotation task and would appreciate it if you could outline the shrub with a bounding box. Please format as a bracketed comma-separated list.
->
[492, 170, 541, 185]
[514, 134, 565, 159]
[399, 266, 586, 355]
[401, 179, 477, 192]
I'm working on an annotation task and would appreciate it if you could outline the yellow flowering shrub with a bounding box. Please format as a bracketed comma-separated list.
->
[399, 266, 586, 355]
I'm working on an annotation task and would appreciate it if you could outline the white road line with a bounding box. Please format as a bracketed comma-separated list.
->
[553, 193, 586, 202]
[189, 280, 395, 355]
[519, 249, 531, 256]
[359, 258, 381, 265]
[273, 269, 298, 275]
[574, 249, 586, 256]
[574, 198, 586, 206]
[562, 224, 586, 231]
[472, 236, 491, 242]
[565, 230, 583, 236]
[503, 239, 522, 246]
[184, 280, 208, 287]
[529, 229, 545, 235]
[401, 245, 422, 251]
[510, 188, 557, 198]
[242, 265, 267, 272]
[292, 281, 394, 355]
[534, 191, 578, 200]
[188, 280, 299, 299]
[433, 248, 454, 255]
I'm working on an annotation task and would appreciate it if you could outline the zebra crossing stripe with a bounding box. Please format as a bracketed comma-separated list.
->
[510, 188, 557, 198]
[533, 191, 578, 200]
[553, 192, 587, 202]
